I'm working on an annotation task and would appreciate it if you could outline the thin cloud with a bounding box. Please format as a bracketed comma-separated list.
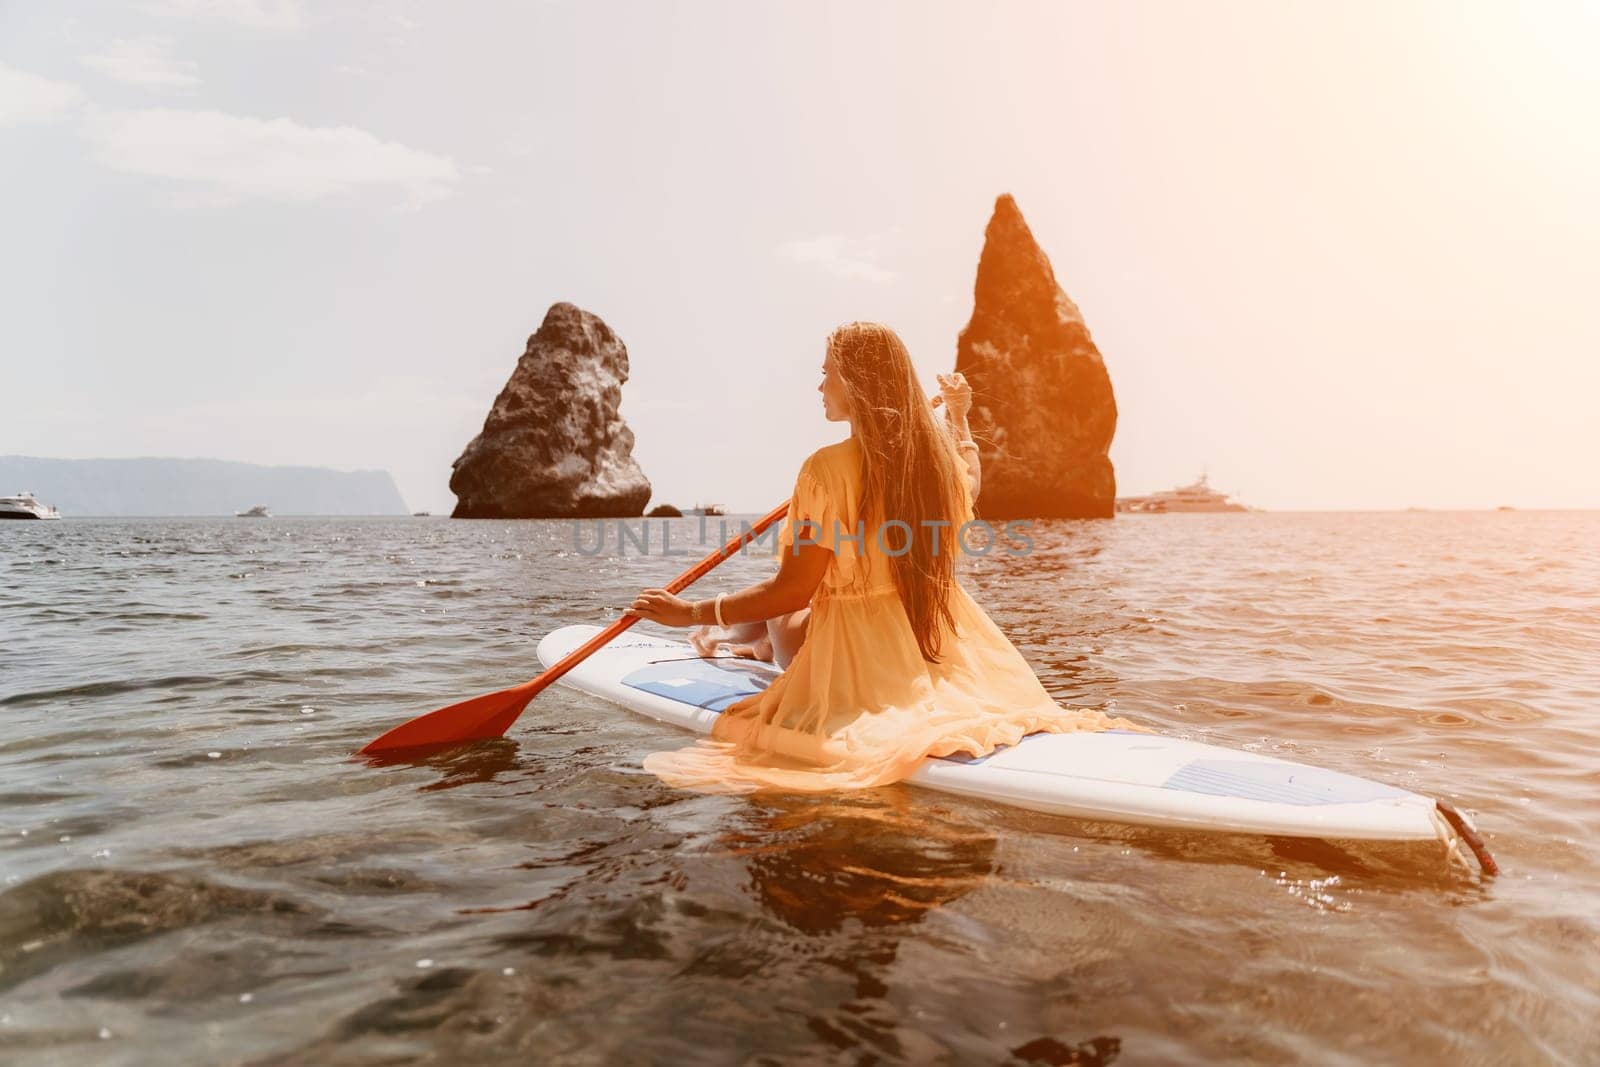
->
[88, 108, 461, 204]
[779, 234, 896, 283]
[82, 37, 201, 88]
[141, 0, 304, 32]
[0, 62, 84, 126]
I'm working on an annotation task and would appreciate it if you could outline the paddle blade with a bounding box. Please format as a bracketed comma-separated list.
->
[359, 683, 535, 756]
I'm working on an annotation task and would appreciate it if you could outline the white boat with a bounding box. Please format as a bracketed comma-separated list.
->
[235, 505, 271, 518]
[1117, 473, 1249, 513]
[0, 491, 62, 520]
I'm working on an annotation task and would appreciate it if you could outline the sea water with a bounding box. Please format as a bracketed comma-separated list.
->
[2, 512, 1597, 1063]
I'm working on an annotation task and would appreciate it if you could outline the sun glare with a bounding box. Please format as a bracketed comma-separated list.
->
[1448, 1, 1600, 139]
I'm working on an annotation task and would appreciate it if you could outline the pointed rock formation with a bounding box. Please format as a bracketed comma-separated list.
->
[450, 303, 652, 518]
[955, 195, 1118, 519]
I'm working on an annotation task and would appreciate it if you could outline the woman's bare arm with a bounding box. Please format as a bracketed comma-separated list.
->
[714, 542, 833, 625]
[935, 372, 981, 503]
[628, 539, 832, 630]
[958, 440, 981, 503]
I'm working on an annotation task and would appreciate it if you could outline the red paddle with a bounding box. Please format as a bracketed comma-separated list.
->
[357, 501, 791, 757]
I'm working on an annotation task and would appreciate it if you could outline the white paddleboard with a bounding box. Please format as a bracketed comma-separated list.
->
[535, 625, 1446, 843]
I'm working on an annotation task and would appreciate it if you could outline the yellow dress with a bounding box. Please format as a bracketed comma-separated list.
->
[641, 435, 1138, 793]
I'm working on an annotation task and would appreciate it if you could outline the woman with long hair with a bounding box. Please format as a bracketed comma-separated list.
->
[625, 321, 1133, 792]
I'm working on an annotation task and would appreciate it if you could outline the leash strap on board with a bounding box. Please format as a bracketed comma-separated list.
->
[1433, 800, 1499, 877]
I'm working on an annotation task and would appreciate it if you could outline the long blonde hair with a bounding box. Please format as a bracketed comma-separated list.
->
[829, 322, 968, 663]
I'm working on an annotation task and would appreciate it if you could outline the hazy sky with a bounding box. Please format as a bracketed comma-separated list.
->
[4, 1, 1597, 513]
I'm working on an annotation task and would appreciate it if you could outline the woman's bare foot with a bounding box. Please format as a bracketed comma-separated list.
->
[689, 625, 724, 657]
[723, 635, 774, 661]
[690, 622, 773, 661]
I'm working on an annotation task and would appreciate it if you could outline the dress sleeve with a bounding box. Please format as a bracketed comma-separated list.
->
[775, 454, 841, 557]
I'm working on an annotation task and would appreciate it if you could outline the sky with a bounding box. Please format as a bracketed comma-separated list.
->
[3, 0, 1598, 513]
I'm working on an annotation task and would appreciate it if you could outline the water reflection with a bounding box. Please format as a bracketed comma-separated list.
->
[746, 797, 992, 1057]
[735, 793, 996, 934]
[413, 739, 523, 793]
[725, 794, 1121, 1063]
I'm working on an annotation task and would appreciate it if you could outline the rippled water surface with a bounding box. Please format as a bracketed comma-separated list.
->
[3, 513, 1598, 1065]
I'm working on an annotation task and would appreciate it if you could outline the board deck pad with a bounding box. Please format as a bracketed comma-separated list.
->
[537, 625, 1443, 842]
[1162, 759, 1410, 806]
[622, 656, 777, 712]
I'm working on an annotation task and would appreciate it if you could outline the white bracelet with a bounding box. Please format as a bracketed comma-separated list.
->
[714, 593, 726, 627]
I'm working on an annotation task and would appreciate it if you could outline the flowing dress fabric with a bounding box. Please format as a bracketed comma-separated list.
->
[641, 437, 1139, 794]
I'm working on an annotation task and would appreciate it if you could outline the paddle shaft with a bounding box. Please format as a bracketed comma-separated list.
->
[509, 502, 792, 701]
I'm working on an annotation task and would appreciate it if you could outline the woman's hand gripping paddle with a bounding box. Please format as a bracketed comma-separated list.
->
[357, 502, 791, 758]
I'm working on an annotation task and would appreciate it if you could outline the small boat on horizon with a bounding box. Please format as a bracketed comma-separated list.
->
[685, 502, 725, 516]
[0, 491, 62, 520]
[236, 505, 271, 518]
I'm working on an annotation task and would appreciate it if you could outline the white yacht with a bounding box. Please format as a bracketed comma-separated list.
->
[0, 491, 62, 520]
[1117, 474, 1250, 513]
[236, 505, 271, 518]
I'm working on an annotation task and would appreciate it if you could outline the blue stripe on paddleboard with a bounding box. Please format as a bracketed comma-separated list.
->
[1161, 759, 1408, 806]
[621, 658, 778, 713]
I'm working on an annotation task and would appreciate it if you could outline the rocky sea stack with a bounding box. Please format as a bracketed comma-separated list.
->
[450, 303, 652, 518]
[955, 195, 1118, 519]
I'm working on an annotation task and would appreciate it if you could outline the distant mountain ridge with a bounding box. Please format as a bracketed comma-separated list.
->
[0, 457, 409, 516]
